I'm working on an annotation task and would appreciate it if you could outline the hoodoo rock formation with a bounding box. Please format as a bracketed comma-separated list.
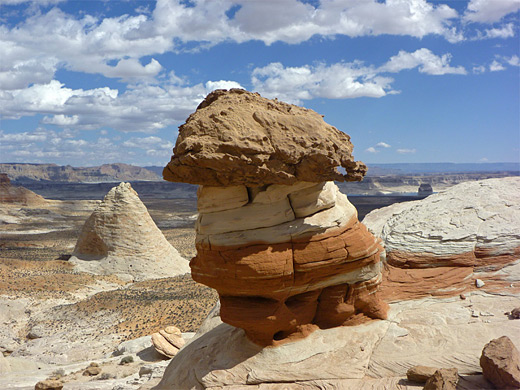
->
[163, 89, 388, 346]
[69, 182, 189, 281]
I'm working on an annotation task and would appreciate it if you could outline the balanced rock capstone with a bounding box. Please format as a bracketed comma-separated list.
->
[163, 89, 388, 346]
[69, 182, 189, 281]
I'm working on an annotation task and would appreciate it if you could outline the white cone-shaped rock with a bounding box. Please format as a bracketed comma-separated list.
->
[69, 182, 189, 281]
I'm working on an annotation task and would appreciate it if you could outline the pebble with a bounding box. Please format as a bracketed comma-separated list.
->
[475, 279, 485, 288]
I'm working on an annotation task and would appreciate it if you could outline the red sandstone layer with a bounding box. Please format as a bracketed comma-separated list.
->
[190, 217, 389, 346]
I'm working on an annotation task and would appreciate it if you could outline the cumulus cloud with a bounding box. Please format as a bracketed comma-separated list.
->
[506, 55, 520, 66]
[490, 60, 506, 71]
[376, 142, 391, 148]
[0, 79, 244, 132]
[380, 48, 467, 75]
[473, 65, 487, 74]
[252, 61, 395, 103]
[366, 147, 378, 153]
[397, 148, 416, 154]
[252, 49, 466, 103]
[464, 0, 520, 23]
[0, 0, 467, 91]
[483, 23, 515, 38]
[0, 128, 174, 166]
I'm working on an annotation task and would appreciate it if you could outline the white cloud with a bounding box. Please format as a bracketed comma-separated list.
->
[123, 136, 173, 150]
[376, 142, 391, 148]
[366, 147, 378, 153]
[473, 65, 487, 74]
[490, 60, 506, 71]
[0, 0, 465, 92]
[506, 55, 520, 66]
[0, 128, 172, 166]
[397, 148, 416, 154]
[205, 80, 243, 91]
[483, 23, 515, 39]
[0, 79, 244, 132]
[380, 48, 467, 75]
[230, 0, 460, 43]
[252, 61, 395, 103]
[464, 0, 520, 23]
[251, 49, 466, 103]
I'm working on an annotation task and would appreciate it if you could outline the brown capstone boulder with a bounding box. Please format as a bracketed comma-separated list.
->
[163, 89, 366, 187]
[480, 336, 520, 389]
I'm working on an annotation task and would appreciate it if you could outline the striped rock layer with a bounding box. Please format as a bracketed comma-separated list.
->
[191, 181, 388, 346]
[363, 177, 520, 301]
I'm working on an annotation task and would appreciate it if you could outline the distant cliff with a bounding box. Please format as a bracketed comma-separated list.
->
[337, 171, 519, 195]
[0, 163, 161, 183]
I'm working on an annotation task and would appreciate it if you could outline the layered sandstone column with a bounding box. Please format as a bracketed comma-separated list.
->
[164, 89, 388, 346]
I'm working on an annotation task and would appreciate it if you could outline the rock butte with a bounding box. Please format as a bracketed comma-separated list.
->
[69, 182, 190, 281]
[163, 89, 388, 346]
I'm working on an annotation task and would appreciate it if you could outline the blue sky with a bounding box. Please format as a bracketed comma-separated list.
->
[0, 0, 519, 167]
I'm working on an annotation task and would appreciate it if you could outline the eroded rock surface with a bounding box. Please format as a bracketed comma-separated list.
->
[363, 177, 520, 300]
[69, 182, 189, 281]
[163, 89, 366, 186]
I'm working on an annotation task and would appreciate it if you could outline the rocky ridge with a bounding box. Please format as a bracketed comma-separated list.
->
[0, 163, 160, 183]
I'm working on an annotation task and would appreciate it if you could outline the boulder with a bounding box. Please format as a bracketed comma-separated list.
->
[34, 379, 63, 390]
[406, 365, 438, 382]
[69, 182, 189, 281]
[423, 368, 458, 390]
[163, 89, 366, 186]
[364, 178, 520, 271]
[480, 336, 520, 389]
[151, 326, 186, 358]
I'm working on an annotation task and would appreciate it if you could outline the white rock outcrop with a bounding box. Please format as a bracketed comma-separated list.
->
[69, 182, 189, 281]
[363, 177, 520, 271]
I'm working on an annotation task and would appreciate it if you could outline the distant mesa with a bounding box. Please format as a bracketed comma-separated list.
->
[0, 163, 160, 183]
[163, 88, 366, 187]
[0, 173, 47, 206]
[69, 182, 189, 281]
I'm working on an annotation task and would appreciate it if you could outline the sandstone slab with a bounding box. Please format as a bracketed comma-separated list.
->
[156, 320, 389, 390]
